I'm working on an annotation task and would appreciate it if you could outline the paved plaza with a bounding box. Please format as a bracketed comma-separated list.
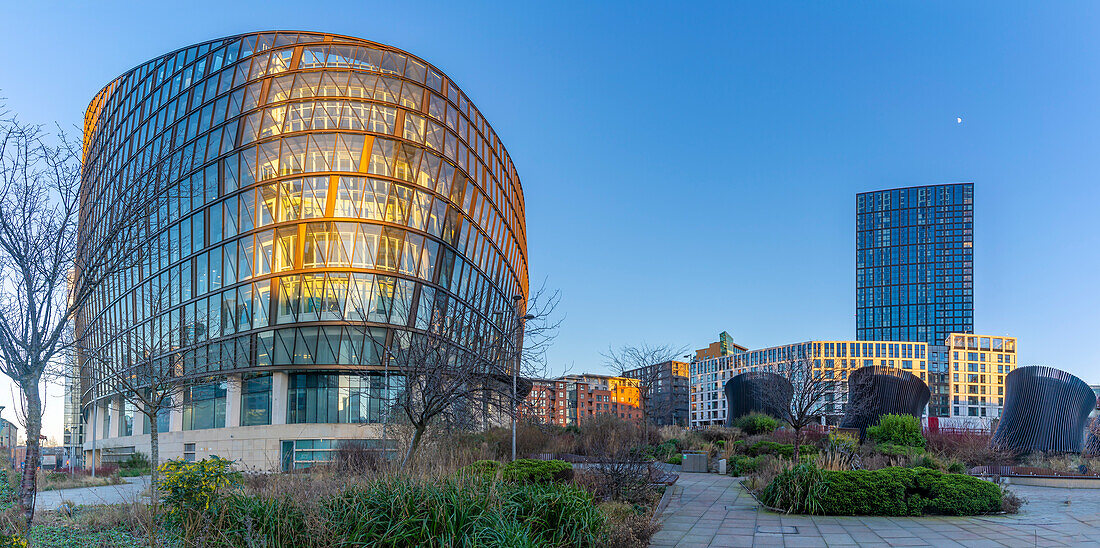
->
[34, 476, 150, 510]
[651, 472, 1100, 547]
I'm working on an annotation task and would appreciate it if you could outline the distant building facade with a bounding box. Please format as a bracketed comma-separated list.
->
[623, 360, 690, 427]
[944, 333, 1016, 420]
[695, 331, 747, 361]
[520, 373, 641, 426]
[856, 183, 974, 346]
[690, 339, 929, 428]
[518, 378, 556, 424]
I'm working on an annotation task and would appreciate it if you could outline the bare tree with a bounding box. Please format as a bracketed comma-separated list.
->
[75, 276, 212, 513]
[0, 115, 148, 522]
[604, 343, 688, 444]
[759, 344, 835, 461]
[367, 282, 559, 468]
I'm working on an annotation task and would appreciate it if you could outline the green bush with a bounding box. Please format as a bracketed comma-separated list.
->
[876, 443, 926, 458]
[119, 451, 150, 471]
[866, 414, 925, 448]
[503, 459, 573, 484]
[665, 454, 682, 465]
[735, 413, 780, 435]
[728, 455, 767, 476]
[747, 441, 818, 458]
[462, 459, 504, 477]
[801, 466, 1001, 516]
[157, 456, 241, 533]
[947, 460, 966, 474]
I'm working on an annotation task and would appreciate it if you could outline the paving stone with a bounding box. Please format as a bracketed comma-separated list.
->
[650, 473, 1100, 547]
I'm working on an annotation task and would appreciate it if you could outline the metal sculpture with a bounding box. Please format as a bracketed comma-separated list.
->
[723, 371, 792, 425]
[840, 366, 930, 432]
[991, 366, 1096, 453]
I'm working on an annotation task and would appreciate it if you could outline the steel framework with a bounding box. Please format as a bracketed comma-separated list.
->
[991, 366, 1095, 453]
[840, 366, 930, 431]
[723, 371, 792, 425]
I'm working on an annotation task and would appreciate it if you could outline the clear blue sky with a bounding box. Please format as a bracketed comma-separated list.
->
[3, 1, 1099, 438]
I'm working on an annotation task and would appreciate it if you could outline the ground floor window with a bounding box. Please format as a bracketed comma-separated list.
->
[241, 374, 272, 426]
[287, 373, 402, 424]
[280, 438, 391, 471]
[183, 381, 227, 430]
[122, 401, 135, 436]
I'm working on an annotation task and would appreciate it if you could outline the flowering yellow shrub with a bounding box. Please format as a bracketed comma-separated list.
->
[157, 456, 240, 528]
[0, 535, 27, 548]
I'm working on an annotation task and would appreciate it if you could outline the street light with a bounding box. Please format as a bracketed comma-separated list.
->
[510, 293, 534, 462]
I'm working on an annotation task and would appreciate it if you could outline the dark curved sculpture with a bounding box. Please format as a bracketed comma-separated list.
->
[840, 366, 930, 432]
[992, 366, 1095, 453]
[723, 372, 792, 425]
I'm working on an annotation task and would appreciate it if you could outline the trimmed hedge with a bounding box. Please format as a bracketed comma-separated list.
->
[747, 441, 819, 458]
[503, 459, 573, 484]
[462, 459, 573, 484]
[876, 443, 926, 458]
[815, 467, 1000, 516]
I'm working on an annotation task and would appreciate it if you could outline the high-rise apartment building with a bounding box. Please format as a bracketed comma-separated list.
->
[856, 183, 974, 346]
[623, 360, 690, 426]
[945, 333, 1016, 420]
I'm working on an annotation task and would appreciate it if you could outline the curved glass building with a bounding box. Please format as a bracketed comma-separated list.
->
[78, 31, 528, 469]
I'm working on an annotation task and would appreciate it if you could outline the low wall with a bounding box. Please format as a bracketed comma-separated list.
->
[1003, 476, 1100, 489]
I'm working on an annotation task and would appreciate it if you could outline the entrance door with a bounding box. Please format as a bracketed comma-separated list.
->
[280, 440, 294, 472]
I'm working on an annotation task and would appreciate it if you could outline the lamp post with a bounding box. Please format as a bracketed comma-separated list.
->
[510, 294, 534, 462]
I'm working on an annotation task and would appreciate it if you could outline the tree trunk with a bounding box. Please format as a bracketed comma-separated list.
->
[793, 425, 802, 463]
[402, 425, 426, 469]
[149, 414, 159, 506]
[148, 413, 159, 548]
[19, 377, 42, 525]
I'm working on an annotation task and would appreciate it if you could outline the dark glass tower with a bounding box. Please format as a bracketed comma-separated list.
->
[855, 183, 974, 346]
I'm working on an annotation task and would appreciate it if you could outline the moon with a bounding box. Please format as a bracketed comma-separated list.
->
[956, 117, 963, 124]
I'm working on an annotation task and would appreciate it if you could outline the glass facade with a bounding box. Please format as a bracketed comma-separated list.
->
[77, 31, 529, 438]
[182, 381, 227, 430]
[240, 374, 272, 426]
[855, 183, 974, 346]
[286, 372, 401, 424]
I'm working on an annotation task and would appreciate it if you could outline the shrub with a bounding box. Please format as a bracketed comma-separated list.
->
[759, 463, 828, 514]
[748, 441, 818, 459]
[503, 459, 573, 484]
[119, 452, 150, 471]
[665, 454, 682, 465]
[600, 501, 660, 548]
[794, 466, 1002, 516]
[866, 414, 925, 448]
[735, 413, 780, 435]
[462, 459, 504, 477]
[729, 455, 769, 476]
[157, 456, 241, 533]
[947, 460, 966, 474]
[876, 443, 926, 458]
[911, 453, 943, 471]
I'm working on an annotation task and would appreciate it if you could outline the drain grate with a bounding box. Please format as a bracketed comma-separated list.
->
[755, 525, 798, 534]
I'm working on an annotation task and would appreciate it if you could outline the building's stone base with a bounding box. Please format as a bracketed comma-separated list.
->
[82, 423, 385, 472]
